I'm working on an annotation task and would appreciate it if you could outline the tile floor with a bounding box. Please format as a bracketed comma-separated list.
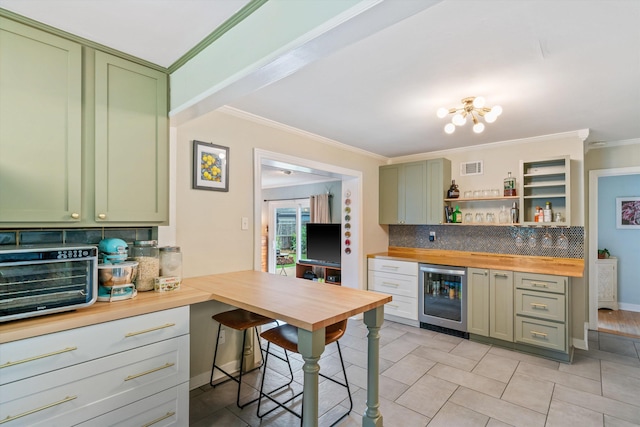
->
[189, 319, 640, 427]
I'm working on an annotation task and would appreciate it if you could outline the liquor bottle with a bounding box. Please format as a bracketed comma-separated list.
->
[447, 180, 460, 198]
[543, 201, 552, 222]
[504, 172, 517, 196]
[511, 202, 519, 223]
[453, 206, 462, 223]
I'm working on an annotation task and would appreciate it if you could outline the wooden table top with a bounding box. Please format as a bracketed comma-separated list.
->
[184, 270, 392, 331]
[370, 247, 585, 278]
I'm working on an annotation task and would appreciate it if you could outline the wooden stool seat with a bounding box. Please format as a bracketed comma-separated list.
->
[257, 319, 352, 426]
[213, 308, 275, 331]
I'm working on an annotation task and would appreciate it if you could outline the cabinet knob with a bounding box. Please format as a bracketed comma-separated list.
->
[71, 213, 80, 219]
[98, 213, 106, 220]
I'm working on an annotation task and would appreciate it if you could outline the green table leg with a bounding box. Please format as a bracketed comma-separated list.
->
[298, 327, 326, 427]
[363, 306, 384, 427]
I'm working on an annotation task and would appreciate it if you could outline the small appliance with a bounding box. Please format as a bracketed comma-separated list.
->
[97, 238, 138, 302]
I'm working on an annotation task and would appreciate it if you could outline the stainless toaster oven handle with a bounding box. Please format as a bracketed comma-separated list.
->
[0, 346, 78, 369]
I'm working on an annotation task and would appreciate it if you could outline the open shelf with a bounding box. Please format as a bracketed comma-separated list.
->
[444, 196, 519, 203]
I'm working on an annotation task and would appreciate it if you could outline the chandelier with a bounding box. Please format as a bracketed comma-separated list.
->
[437, 96, 502, 134]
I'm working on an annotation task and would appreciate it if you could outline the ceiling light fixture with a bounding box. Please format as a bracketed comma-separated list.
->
[437, 96, 502, 134]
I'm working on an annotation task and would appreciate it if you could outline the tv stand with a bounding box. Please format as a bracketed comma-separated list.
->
[296, 261, 341, 285]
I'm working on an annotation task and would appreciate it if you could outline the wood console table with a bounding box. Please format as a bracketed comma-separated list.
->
[184, 270, 392, 427]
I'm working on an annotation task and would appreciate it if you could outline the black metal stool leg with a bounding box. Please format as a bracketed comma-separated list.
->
[209, 323, 223, 387]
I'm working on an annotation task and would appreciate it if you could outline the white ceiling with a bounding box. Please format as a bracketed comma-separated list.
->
[2, 0, 639, 161]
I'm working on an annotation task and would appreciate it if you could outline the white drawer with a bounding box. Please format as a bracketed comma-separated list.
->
[0, 306, 189, 386]
[0, 335, 189, 426]
[384, 294, 417, 321]
[368, 271, 417, 298]
[368, 259, 418, 276]
[515, 272, 566, 294]
[515, 316, 566, 352]
[515, 289, 566, 322]
[75, 382, 188, 427]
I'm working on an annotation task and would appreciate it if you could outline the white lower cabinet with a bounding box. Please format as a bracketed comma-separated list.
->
[0, 307, 189, 426]
[368, 259, 418, 324]
[596, 257, 618, 310]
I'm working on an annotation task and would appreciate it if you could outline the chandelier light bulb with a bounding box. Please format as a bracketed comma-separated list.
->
[472, 96, 486, 109]
[492, 105, 503, 116]
[484, 112, 497, 123]
[452, 113, 466, 126]
[436, 107, 449, 118]
[444, 123, 456, 134]
[473, 122, 485, 133]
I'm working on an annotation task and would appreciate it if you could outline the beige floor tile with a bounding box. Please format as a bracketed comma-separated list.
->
[553, 384, 640, 424]
[344, 364, 409, 401]
[601, 368, 640, 407]
[598, 334, 640, 358]
[559, 353, 602, 381]
[346, 388, 430, 426]
[603, 414, 640, 427]
[450, 339, 491, 361]
[575, 348, 640, 368]
[449, 387, 546, 427]
[487, 419, 516, 427]
[382, 353, 435, 385]
[602, 359, 640, 380]
[517, 361, 602, 395]
[501, 372, 553, 414]
[488, 346, 561, 369]
[190, 407, 249, 427]
[411, 345, 478, 371]
[472, 353, 519, 383]
[545, 399, 604, 427]
[340, 345, 394, 372]
[428, 363, 506, 398]
[379, 337, 420, 362]
[427, 401, 489, 427]
[395, 373, 458, 418]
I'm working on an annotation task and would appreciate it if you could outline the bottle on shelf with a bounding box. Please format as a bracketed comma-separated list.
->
[543, 201, 552, 222]
[452, 206, 462, 223]
[447, 180, 460, 198]
[504, 172, 517, 196]
[511, 202, 519, 223]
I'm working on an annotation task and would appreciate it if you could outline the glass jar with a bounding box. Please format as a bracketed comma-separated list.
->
[131, 240, 159, 291]
[159, 246, 182, 283]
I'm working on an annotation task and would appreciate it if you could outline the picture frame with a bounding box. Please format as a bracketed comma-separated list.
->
[192, 140, 229, 192]
[616, 196, 640, 229]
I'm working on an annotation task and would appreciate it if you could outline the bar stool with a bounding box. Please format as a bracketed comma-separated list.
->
[210, 308, 293, 408]
[256, 319, 353, 426]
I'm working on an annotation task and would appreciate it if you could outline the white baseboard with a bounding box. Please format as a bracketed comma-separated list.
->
[572, 322, 589, 351]
[618, 302, 640, 312]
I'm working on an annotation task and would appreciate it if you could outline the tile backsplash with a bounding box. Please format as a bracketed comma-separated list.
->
[0, 227, 157, 247]
[389, 225, 584, 259]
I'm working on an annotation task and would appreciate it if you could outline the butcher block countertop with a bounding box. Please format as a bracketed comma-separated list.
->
[370, 247, 584, 278]
[0, 285, 210, 344]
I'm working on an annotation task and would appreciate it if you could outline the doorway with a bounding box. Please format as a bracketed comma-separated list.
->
[267, 200, 309, 276]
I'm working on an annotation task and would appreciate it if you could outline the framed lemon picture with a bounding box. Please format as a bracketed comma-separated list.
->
[192, 140, 229, 191]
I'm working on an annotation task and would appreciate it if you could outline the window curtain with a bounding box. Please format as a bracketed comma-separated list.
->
[310, 193, 331, 223]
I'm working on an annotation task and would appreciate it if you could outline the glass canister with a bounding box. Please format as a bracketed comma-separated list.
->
[131, 240, 159, 291]
[159, 246, 182, 283]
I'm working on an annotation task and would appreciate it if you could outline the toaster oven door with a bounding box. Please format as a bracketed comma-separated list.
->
[0, 258, 97, 321]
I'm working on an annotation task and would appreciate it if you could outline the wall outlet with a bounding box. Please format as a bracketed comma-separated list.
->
[429, 231, 436, 242]
[218, 330, 225, 345]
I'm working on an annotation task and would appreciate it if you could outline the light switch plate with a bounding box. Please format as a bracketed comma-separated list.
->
[241, 217, 249, 230]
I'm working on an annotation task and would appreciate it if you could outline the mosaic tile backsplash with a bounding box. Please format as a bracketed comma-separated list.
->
[389, 225, 584, 259]
[0, 227, 157, 247]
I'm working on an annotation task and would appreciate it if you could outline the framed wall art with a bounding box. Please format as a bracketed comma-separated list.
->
[616, 196, 640, 229]
[192, 140, 229, 192]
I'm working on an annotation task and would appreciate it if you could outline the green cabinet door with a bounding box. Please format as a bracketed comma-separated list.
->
[0, 18, 82, 222]
[94, 51, 168, 223]
[489, 270, 514, 342]
[379, 164, 400, 224]
[467, 268, 490, 337]
[425, 158, 451, 225]
[379, 161, 427, 224]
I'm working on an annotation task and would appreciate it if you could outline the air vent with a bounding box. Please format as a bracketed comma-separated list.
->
[460, 161, 483, 176]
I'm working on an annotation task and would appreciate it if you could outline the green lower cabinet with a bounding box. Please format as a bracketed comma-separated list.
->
[0, 18, 83, 223]
[467, 268, 513, 342]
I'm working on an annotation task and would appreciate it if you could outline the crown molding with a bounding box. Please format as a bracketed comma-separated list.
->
[218, 106, 388, 161]
[585, 137, 640, 152]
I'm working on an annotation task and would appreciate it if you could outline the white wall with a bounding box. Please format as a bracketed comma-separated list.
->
[174, 109, 387, 385]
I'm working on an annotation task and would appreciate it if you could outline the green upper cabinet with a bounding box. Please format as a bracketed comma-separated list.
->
[379, 158, 451, 225]
[0, 18, 82, 222]
[94, 52, 168, 223]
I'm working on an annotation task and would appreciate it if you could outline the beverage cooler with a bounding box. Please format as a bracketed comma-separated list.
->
[418, 264, 467, 335]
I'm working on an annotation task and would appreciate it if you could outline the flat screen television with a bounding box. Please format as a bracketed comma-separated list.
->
[304, 223, 341, 266]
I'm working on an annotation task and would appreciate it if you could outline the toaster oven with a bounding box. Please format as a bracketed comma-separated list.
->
[0, 244, 98, 322]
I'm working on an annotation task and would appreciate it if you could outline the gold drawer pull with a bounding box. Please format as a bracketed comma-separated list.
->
[125, 362, 175, 381]
[0, 347, 77, 369]
[142, 411, 176, 427]
[381, 282, 399, 287]
[531, 330, 548, 338]
[493, 273, 509, 278]
[387, 304, 399, 309]
[0, 395, 77, 424]
[125, 323, 176, 337]
[531, 282, 548, 288]
[382, 265, 399, 270]
[530, 303, 548, 310]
